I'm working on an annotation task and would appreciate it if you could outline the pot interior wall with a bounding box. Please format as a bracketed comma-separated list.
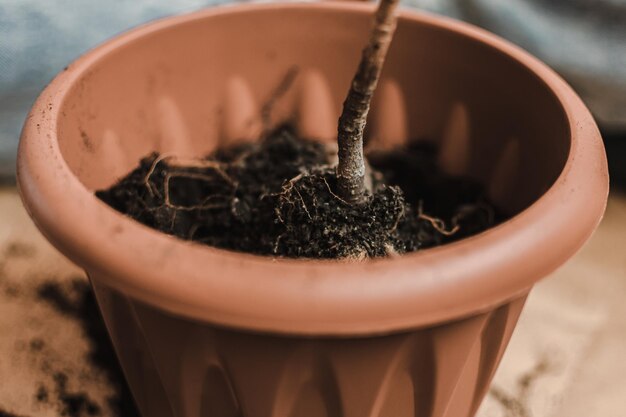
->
[56, 6, 569, 215]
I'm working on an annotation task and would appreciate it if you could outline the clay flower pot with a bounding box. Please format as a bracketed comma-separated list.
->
[17, 3, 607, 417]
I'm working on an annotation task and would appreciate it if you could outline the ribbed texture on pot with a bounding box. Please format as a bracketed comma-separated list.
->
[91, 279, 527, 417]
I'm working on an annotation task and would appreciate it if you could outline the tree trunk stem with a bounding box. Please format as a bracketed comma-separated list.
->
[336, 0, 400, 204]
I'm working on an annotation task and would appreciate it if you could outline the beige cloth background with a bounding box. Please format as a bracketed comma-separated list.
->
[1, 188, 624, 417]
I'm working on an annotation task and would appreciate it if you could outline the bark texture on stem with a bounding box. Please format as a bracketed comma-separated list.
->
[336, 0, 400, 204]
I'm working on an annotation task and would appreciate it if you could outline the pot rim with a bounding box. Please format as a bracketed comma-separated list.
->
[17, 2, 608, 336]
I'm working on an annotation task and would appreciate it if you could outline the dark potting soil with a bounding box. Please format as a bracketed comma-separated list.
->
[97, 126, 500, 259]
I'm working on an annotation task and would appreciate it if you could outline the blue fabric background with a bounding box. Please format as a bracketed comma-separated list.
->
[1, 0, 625, 180]
[0, 0, 231, 178]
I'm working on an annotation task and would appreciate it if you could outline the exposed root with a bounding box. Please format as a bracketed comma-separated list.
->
[97, 125, 500, 259]
[231, 147, 256, 167]
[344, 247, 368, 261]
[452, 201, 496, 227]
[143, 154, 235, 200]
[293, 186, 312, 220]
[390, 202, 405, 233]
[322, 176, 350, 205]
[143, 153, 173, 197]
[417, 200, 460, 236]
[384, 242, 400, 257]
[270, 172, 313, 219]
[188, 223, 200, 240]
[273, 233, 285, 255]
[168, 157, 235, 186]
[281, 172, 306, 193]
[169, 208, 178, 230]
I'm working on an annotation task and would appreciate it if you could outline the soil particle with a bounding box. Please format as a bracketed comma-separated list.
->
[489, 357, 553, 417]
[50, 373, 101, 417]
[1, 248, 135, 417]
[36, 279, 139, 417]
[3, 285, 20, 298]
[29, 338, 45, 352]
[80, 131, 94, 153]
[34, 386, 47, 403]
[97, 125, 501, 258]
[3, 242, 36, 259]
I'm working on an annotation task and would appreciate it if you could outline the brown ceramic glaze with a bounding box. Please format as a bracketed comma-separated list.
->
[17, 3, 608, 417]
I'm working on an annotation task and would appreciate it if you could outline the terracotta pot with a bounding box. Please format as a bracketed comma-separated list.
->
[17, 3, 608, 417]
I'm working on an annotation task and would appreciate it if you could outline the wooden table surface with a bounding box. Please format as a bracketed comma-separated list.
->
[1, 187, 624, 417]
